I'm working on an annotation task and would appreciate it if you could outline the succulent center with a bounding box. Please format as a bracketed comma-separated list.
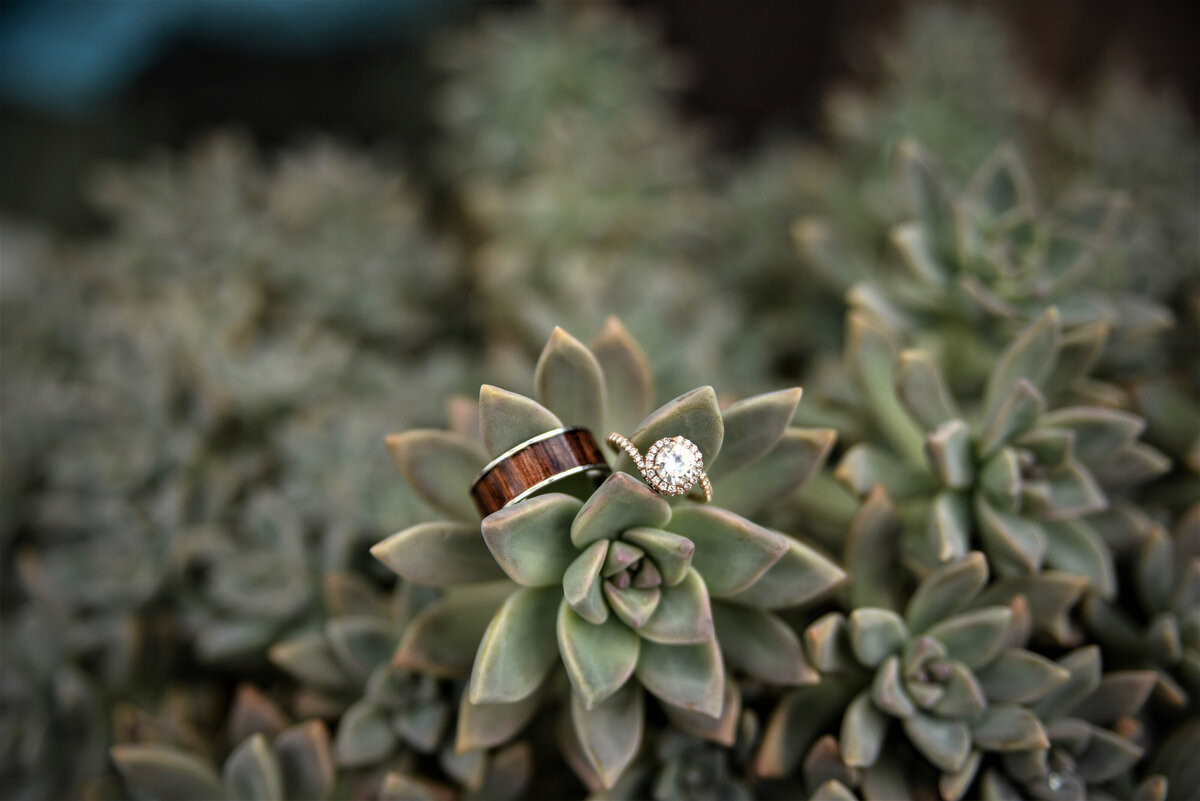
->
[599, 539, 665, 630]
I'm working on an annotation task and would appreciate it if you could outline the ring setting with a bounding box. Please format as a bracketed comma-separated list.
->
[607, 432, 713, 502]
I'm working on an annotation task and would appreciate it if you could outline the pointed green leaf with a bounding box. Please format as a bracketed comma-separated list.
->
[929, 490, 972, 562]
[712, 600, 816, 685]
[840, 690, 889, 768]
[979, 380, 1046, 457]
[591, 317, 653, 438]
[660, 677, 741, 746]
[847, 609, 908, 667]
[710, 388, 804, 480]
[334, 702, 395, 767]
[557, 601, 640, 708]
[976, 496, 1046, 576]
[639, 568, 714, 644]
[1043, 520, 1114, 598]
[845, 486, 903, 611]
[979, 448, 1023, 511]
[622, 528, 694, 587]
[906, 552, 989, 633]
[481, 494, 582, 587]
[1042, 320, 1109, 397]
[478, 385, 563, 458]
[835, 443, 936, 499]
[603, 541, 644, 577]
[385, 430, 487, 522]
[603, 584, 660, 630]
[269, 633, 352, 693]
[871, 656, 916, 718]
[1072, 670, 1157, 726]
[455, 689, 543, 752]
[372, 522, 505, 587]
[756, 679, 855, 778]
[1032, 461, 1107, 520]
[980, 572, 1086, 645]
[666, 506, 786, 596]
[570, 472, 670, 548]
[896, 350, 959, 433]
[896, 139, 955, 249]
[563, 540, 609, 624]
[325, 616, 396, 681]
[1138, 526, 1175, 614]
[930, 662, 987, 718]
[891, 221, 945, 284]
[571, 681, 643, 789]
[726, 534, 846, 610]
[627, 386, 724, 468]
[806, 613, 856, 673]
[469, 586, 561, 704]
[970, 704, 1048, 752]
[394, 582, 516, 677]
[983, 308, 1061, 419]
[902, 713, 971, 773]
[636, 638, 724, 717]
[845, 311, 927, 466]
[112, 745, 228, 801]
[274, 722, 334, 801]
[1075, 726, 1145, 783]
[713, 428, 837, 516]
[926, 420, 975, 489]
[1041, 407, 1143, 469]
[926, 607, 1011, 670]
[965, 144, 1034, 220]
[976, 649, 1070, 704]
[939, 750, 982, 801]
[535, 326, 606, 432]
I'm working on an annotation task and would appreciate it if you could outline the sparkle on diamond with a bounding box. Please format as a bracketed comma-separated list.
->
[652, 440, 697, 486]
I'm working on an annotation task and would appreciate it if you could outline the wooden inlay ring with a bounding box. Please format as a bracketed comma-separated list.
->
[469, 427, 611, 517]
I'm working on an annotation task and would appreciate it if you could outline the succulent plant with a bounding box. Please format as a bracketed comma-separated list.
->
[372, 321, 843, 788]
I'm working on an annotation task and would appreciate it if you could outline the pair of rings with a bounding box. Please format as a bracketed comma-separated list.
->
[469, 427, 712, 517]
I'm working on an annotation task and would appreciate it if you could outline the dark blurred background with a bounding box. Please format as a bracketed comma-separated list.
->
[2, 0, 1198, 233]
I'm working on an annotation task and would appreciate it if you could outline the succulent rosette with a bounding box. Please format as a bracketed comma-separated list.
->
[371, 321, 844, 786]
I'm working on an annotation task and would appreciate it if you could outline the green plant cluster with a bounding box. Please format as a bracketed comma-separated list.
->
[1, 3, 1197, 801]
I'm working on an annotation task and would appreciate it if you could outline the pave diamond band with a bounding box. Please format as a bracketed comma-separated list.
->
[606, 432, 712, 502]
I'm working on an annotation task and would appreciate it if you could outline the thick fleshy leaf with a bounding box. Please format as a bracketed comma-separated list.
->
[806, 613, 857, 673]
[557, 601, 640, 708]
[1091, 441, 1170, 486]
[710, 388, 804, 480]
[976, 649, 1070, 704]
[1075, 726, 1145, 783]
[981, 572, 1086, 645]
[228, 685, 286, 744]
[1042, 319, 1110, 397]
[622, 528, 694, 586]
[896, 350, 959, 430]
[626, 386, 724, 468]
[570, 472, 670, 548]
[478, 385, 563, 458]
[1138, 527, 1175, 614]
[902, 713, 971, 773]
[755, 680, 856, 777]
[469, 586, 561, 704]
[378, 772, 454, 801]
[906, 552, 988, 633]
[590, 317, 653, 438]
[1072, 671, 1157, 726]
[666, 506, 786, 596]
[274, 722, 335, 801]
[871, 656, 916, 718]
[473, 742, 532, 801]
[661, 677, 741, 746]
[112, 744, 228, 801]
[892, 221, 944, 284]
[269, 633, 352, 693]
[334, 702, 395, 767]
[847, 609, 908, 667]
[603, 541, 644, 576]
[603, 584, 660, 630]
[639, 568, 714, 644]
[481, 494, 582, 587]
[325, 616, 396, 681]
[841, 690, 889, 768]
[563, 540, 609, 624]
[1030, 460, 1107, 520]
[1041, 407, 1143, 470]
[635, 638, 724, 717]
[372, 522, 504, 587]
[926, 607, 1011, 669]
[394, 583, 516, 677]
[926, 420, 975, 489]
[713, 428, 837, 516]
[929, 490, 972, 563]
[976, 496, 1046, 575]
[845, 311, 927, 466]
[979, 380, 1046, 457]
[983, 308, 1060, 420]
[571, 681, 643, 789]
[456, 688, 543, 752]
[713, 600, 817, 685]
[835, 443, 936, 499]
[844, 486, 903, 611]
[1014, 428, 1073, 470]
[929, 662, 987, 718]
[897, 139, 956, 249]
[1043, 520, 1115, 598]
[725, 532, 845, 610]
[535, 326, 606, 433]
[940, 750, 982, 801]
[385, 430, 487, 522]
[979, 448, 1023, 511]
[970, 705, 1047, 752]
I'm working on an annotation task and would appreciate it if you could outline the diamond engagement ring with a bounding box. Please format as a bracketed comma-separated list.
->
[606, 432, 712, 502]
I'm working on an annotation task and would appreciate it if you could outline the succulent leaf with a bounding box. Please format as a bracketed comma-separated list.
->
[481, 494, 583, 587]
[930, 490, 972, 562]
[901, 713, 971, 773]
[324, 616, 396, 681]
[478, 385, 563, 457]
[724, 534, 847, 609]
[602, 584, 661, 630]
[563, 540, 610, 624]
[621, 527, 694, 586]
[905, 552, 988, 633]
[1042, 519, 1115, 597]
[269, 633, 355, 693]
[847, 609, 909, 667]
[660, 677, 742, 746]
[570, 472, 671, 548]
[334, 701, 395, 767]
[627, 386, 724, 468]
[975, 496, 1046, 575]
[589, 317, 653, 438]
[638, 568, 715, 644]
[978, 380, 1046, 458]
[456, 690, 543, 752]
[635, 638, 724, 718]
[570, 681, 644, 789]
[713, 428, 837, 516]
[666, 506, 787, 596]
[557, 601, 640, 709]
[870, 656, 916, 718]
[926, 419, 975, 489]
[394, 582, 516, 677]
[712, 600, 818, 685]
[896, 350, 959, 429]
[469, 586, 561, 704]
[273, 722, 335, 801]
[840, 690, 888, 768]
[845, 486, 904, 611]
[982, 308, 1060, 419]
[975, 649, 1071, 703]
[925, 607, 1011, 669]
[385, 430, 487, 522]
[969, 704, 1048, 752]
[710, 387, 804, 480]
[112, 744, 229, 801]
[372, 522, 507, 586]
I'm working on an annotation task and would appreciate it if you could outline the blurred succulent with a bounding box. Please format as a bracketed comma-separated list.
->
[1082, 504, 1200, 709]
[758, 553, 1074, 798]
[372, 322, 843, 787]
[828, 306, 1169, 599]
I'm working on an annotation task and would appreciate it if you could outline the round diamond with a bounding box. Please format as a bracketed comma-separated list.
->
[651, 438, 699, 488]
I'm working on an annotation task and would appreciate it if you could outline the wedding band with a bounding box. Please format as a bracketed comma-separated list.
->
[606, 432, 712, 502]
[470, 427, 611, 517]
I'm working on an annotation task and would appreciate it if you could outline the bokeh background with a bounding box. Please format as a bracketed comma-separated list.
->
[2, 1, 1198, 799]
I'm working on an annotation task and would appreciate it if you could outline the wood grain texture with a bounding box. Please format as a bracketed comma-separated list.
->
[470, 428, 610, 517]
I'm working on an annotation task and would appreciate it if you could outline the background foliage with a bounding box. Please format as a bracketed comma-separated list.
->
[1, 3, 1197, 800]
